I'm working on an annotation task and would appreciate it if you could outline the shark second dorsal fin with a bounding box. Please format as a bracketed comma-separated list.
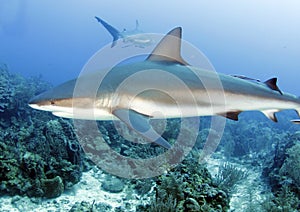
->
[264, 78, 283, 95]
[146, 27, 189, 65]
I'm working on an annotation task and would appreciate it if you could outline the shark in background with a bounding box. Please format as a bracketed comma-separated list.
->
[95, 16, 153, 48]
[29, 27, 300, 149]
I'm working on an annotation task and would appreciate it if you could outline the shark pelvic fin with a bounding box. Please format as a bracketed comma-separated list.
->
[262, 109, 279, 122]
[291, 109, 300, 124]
[264, 78, 283, 95]
[146, 27, 189, 65]
[95, 16, 121, 47]
[219, 111, 240, 121]
[296, 108, 300, 117]
[112, 109, 171, 149]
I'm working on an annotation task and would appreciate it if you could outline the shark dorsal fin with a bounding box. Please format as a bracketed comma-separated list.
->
[264, 78, 283, 95]
[146, 27, 189, 65]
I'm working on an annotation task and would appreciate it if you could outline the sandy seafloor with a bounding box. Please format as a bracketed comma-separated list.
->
[0, 153, 266, 212]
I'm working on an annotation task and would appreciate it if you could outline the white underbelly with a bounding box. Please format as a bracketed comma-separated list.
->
[52, 108, 116, 120]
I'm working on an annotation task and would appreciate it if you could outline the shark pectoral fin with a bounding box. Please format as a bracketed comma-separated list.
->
[262, 109, 279, 122]
[218, 111, 240, 121]
[112, 109, 171, 149]
[291, 119, 300, 124]
[264, 78, 283, 95]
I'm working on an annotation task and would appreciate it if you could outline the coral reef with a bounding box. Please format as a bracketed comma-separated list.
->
[0, 65, 87, 198]
[0, 64, 14, 112]
[138, 151, 230, 212]
[213, 162, 248, 194]
[2, 64, 300, 211]
[262, 132, 300, 210]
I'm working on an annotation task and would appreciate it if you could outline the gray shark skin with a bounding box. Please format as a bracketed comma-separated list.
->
[29, 27, 300, 149]
[95, 16, 152, 48]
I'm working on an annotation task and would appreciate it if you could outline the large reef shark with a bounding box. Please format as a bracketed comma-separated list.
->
[29, 27, 300, 149]
[95, 16, 152, 48]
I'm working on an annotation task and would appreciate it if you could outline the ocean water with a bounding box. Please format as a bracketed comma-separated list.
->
[1, 1, 300, 211]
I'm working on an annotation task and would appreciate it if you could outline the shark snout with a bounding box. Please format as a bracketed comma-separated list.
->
[28, 95, 40, 105]
[28, 91, 56, 111]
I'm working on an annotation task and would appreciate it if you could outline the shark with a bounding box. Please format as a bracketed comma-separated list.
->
[29, 27, 300, 149]
[95, 16, 152, 48]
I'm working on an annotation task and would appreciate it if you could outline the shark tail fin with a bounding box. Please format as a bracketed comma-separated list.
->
[95, 16, 121, 47]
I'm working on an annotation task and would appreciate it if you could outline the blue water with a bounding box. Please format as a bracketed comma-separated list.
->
[1, 2, 300, 210]
[1, 0, 300, 95]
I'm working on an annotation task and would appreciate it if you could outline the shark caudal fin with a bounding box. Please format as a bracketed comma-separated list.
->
[95, 16, 121, 47]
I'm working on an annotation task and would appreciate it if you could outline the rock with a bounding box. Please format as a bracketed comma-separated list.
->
[101, 177, 124, 193]
[70, 201, 112, 212]
[41, 176, 64, 198]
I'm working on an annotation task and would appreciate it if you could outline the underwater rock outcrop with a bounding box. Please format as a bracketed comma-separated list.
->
[0, 65, 87, 198]
[101, 176, 125, 193]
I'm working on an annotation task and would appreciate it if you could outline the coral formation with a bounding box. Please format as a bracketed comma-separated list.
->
[213, 162, 248, 194]
[0, 64, 13, 112]
[262, 132, 300, 210]
[138, 151, 230, 211]
[0, 65, 87, 198]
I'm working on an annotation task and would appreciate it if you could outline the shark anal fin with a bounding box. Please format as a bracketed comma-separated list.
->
[219, 111, 240, 121]
[146, 27, 189, 66]
[262, 109, 279, 122]
[264, 78, 283, 95]
[112, 109, 171, 149]
[95, 16, 121, 47]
